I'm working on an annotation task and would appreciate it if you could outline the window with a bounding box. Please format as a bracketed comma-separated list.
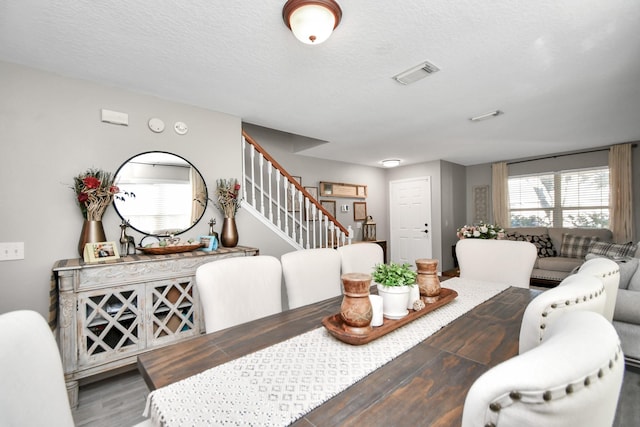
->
[508, 167, 609, 228]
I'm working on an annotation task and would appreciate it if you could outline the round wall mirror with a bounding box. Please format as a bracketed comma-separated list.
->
[113, 151, 208, 236]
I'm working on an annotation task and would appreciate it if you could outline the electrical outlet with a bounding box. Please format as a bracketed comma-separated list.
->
[0, 242, 24, 261]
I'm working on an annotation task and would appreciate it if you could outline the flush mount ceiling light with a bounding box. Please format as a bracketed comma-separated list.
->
[283, 0, 342, 45]
[469, 110, 504, 121]
[381, 159, 401, 168]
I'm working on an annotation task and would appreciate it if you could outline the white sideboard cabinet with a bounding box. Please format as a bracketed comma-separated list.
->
[52, 246, 259, 408]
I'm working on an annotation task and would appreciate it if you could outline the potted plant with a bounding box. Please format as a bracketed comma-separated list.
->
[372, 262, 418, 319]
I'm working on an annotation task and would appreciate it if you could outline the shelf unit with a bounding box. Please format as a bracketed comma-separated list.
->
[53, 245, 259, 408]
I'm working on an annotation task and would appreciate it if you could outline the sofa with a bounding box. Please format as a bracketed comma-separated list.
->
[503, 227, 613, 283]
[504, 227, 639, 366]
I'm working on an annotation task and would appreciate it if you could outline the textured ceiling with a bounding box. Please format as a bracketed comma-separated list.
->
[1, 0, 639, 167]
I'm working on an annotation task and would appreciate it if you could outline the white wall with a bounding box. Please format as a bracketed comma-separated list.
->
[0, 61, 242, 318]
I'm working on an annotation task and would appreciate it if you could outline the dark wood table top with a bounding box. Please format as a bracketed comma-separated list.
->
[138, 285, 540, 426]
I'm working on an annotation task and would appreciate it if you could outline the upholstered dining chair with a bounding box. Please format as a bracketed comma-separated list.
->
[462, 310, 624, 427]
[0, 310, 76, 427]
[577, 256, 620, 322]
[281, 248, 342, 309]
[518, 273, 607, 354]
[337, 242, 384, 276]
[456, 239, 537, 288]
[196, 255, 282, 333]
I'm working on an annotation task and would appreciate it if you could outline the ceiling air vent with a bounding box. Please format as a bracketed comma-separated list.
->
[393, 61, 440, 85]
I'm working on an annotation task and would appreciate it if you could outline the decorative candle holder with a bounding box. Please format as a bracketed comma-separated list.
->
[340, 273, 373, 334]
[415, 258, 441, 303]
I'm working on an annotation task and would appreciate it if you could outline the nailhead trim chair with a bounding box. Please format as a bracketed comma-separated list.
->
[462, 310, 624, 427]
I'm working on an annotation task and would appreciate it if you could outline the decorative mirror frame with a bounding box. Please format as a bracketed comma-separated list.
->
[113, 151, 208, 236]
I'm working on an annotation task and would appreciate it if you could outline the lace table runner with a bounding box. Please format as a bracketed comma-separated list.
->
[145, 278, 509, 426]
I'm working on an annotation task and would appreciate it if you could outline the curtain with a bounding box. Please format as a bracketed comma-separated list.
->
[191, 167, 207, 224]
[491, 162, 509, 228]
[609, 143, 634, 242]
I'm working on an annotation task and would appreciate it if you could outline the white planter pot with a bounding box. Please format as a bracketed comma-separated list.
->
[377, 284, 411, 319]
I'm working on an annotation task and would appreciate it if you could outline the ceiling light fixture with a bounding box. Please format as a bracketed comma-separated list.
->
[469, 110, 504, 121]
[283, 0, 342, 45]
[381, 159, 401, 168]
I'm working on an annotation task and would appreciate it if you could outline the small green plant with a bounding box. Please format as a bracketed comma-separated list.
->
[372, 262, 417, 287]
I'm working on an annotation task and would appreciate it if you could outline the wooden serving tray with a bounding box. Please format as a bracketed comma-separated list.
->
[137, 243, 205, 255]
[322, 287, 458, 345]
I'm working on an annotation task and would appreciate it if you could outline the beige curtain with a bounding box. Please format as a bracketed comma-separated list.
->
[191, 167, 207, 224]
[492, 162, 509, 228]
[609, 143, 634, 242]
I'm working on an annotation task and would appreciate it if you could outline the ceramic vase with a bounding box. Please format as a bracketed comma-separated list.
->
[416, 258, 441, 303]
[377, 284, 411, 319]
[78, 220, 107, 257]
[340, 273, 373, 334]
[220, 217, 239, 247]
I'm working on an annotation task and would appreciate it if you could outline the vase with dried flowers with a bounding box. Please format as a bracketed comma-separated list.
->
[214, 178, 242, 247]
[73, 168, 119, 256]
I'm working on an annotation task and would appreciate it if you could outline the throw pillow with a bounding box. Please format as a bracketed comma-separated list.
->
[560, 234, 600, 259]
[585, 253, 639, 289]
[507, 233, 556, 258]
[587, 241, 637, 259]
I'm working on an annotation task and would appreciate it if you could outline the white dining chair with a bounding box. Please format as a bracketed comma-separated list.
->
[0, 310, 153, 427]
[0, 310, 76, 427]
[518, 273, 607, 354]
[577, 256, 620, 322]
[196, 255, 282, 333]
[456, 239, 537, 288]
[462, 310, 624, 427]
[337, 242, 384, 276]
[281, 248, 342, 309]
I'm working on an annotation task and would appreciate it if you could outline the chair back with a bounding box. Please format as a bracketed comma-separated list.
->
[577, 256, 620, 321]
[0, 310, 75, 427]
[519, 273, 606, 353]
[195, 255, 282, 333]
[281, 248, 342, 309]
[456, 239, 537, 287]
[337, 243, 383, 276]
[462, 310, 624, 427]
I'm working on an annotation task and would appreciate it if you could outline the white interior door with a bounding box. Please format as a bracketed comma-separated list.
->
[390, 177, 432, 265]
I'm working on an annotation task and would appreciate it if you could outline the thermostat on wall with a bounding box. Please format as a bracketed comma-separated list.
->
[148, 118, 165, 133]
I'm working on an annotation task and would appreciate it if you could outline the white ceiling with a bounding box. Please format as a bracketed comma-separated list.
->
[1, 0, 639, 167]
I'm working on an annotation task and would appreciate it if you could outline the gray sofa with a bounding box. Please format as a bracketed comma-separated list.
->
[504, 227, 613, 283]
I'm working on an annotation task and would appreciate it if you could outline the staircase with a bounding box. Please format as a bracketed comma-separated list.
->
[242, 131, 352, 250]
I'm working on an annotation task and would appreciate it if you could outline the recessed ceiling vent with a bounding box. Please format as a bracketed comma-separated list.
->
[393, 61, 440, 85]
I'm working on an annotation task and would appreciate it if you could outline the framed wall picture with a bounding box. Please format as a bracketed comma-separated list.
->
[288, 176, 302, 212]
[83, 241, 120, 263]
[319, 181, 367, 199]
[303, 186, 319, 221]
[353, 202, 367, 221]
[320, 200, 336, 218]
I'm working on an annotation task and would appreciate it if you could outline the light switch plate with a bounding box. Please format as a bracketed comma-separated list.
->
[0, 242, 24, 261]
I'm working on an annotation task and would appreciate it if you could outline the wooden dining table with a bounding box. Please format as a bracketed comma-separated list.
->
[138, 284, 540, 426]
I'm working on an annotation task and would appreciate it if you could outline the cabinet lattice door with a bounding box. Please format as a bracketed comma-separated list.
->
[78, 285, 144, 365]
[148, 279, 199, 346]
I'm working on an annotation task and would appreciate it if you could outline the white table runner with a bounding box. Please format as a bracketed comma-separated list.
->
[145, 278, 509, 426]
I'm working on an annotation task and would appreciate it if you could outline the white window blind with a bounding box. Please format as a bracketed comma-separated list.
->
[508, 167, 609, 228]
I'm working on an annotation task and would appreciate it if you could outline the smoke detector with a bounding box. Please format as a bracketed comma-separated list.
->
[393, 61, 440, 85]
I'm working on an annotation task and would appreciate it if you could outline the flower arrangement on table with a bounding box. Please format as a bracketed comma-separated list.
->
[73, 168, 119, 221]
[456, 222, 504, 239]
[214, 178, 242, 218]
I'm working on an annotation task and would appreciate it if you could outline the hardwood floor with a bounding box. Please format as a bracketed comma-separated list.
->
[72, 365, 639, 426]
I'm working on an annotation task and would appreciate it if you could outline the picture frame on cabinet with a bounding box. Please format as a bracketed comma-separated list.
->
[83, 241, 120, 263]
[199, 235, 218, 252]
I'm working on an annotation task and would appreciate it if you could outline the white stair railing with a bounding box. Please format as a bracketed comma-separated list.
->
[242, 131, 352, 250]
